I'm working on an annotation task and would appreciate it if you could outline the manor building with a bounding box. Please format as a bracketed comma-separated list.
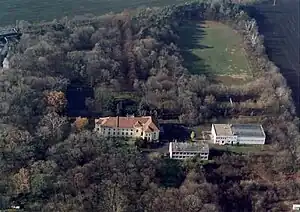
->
[94, 116, 160, 141]
[211, 124, 266, 145]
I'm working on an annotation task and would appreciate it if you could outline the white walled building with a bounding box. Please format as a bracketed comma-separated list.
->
[169, 142, 209, 160]
[211, 124, 266, 145]
[293, 204, 300, 211]
[2, 57, 9, 69]
[94, 116, 160, 141]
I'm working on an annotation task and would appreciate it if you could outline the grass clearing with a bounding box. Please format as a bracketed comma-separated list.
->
[178, 20, 252, 84]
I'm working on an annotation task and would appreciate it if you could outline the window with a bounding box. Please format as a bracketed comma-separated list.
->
[130, 132, 133, 135]
[122, 132, 124, 135]
[126, 132, 128, 135]
[108, 132, 110, 135]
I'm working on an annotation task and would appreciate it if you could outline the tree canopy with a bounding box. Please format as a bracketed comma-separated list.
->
[0, 0, 299, 211]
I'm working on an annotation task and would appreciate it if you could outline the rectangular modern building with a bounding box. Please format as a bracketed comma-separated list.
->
[293, 204, 300, 211]
[169, 142, 209, 160]
[94, 116, 160, 141]
[211, 124, 266, 145]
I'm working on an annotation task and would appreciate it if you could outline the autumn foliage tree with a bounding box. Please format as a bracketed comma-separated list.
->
[12, 168, 30, 195]
[74, 117, 89, 131]
[45, 91, 67, 113]
[0, 0, 299, 211]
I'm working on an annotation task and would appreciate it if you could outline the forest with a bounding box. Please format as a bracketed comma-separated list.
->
[0, 0, 299, 211]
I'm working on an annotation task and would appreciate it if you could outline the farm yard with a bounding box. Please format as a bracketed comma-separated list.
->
[246, 0, 300, 114]
[178, 20, 252, 85]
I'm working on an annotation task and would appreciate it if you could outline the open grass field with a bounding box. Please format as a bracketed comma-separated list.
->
[0, 0, 187, 26]
[178, 20, 251, 84]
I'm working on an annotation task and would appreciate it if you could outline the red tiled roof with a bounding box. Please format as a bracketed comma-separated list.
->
[95, 116, 159, 132]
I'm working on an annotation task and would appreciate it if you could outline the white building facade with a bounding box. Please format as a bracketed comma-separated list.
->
[94, 116, 160, 141]
[169, 142, 209, 160]
[211, 124, 266, 145]
[293, 204, 300, 211]
[2, 57, 9, 69]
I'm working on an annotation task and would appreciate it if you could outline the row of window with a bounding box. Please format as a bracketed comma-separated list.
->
[216, 140, 232, 144]
[217, 136, 235, 139]
[172, 155, 208, 160]
[107, 131, 133, 136]
[103, 128, 136, 132]
[217, 139, 261, 142]
[101, 128, 152, 137]
[103, 131, 156, 139]
[172, 152, 208, 155]
[216, 140, 264, 144]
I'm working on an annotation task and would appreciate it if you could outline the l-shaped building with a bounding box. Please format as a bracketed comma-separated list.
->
[211, 124, 266, 145]
[94, 116, 160, 141]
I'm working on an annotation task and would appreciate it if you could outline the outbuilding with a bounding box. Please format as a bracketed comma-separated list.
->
[211, 124, 266, 145]
[169, 142, 209, 160]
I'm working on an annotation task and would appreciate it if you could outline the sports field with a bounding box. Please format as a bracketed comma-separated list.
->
[179, 21, 251, 83]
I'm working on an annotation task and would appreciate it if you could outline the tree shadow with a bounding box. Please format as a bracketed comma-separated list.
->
[160, 123, 191, 141]
[245, 1, 300, 115]
[275, 66, 300, 114]
[156, 159, 185, 188]
[208, 148, 228, 158]
[66, 79, 94, 117]
[177, 20, 212, 75]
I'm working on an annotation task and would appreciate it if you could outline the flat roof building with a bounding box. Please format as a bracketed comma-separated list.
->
[211, 124, 266, 145]
[293, 204, 300, 211]
[169, 142, 209, 160]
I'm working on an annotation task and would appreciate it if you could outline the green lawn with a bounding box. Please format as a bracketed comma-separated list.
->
[179, 21, 251, 83]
